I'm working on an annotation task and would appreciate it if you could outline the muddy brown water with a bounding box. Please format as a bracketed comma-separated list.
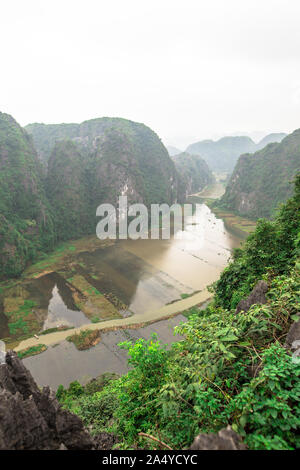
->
[23, 315, 187, 389]
[76, 202, 241, 314]
[29, 272, 91, 330]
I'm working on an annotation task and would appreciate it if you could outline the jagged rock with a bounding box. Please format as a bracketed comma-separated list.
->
[0, 351, 95, 450]
[284, 314, 300, 357]
[235, 280, 268, 314]
[189, 426, 247, 450]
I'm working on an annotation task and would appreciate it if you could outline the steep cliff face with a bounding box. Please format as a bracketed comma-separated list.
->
[172, 152, 215, 196]
[219, 129, 300, 219]
[186, 133, 287, 174]
[24, 122, 80, 164]
[0, 113, 55, 278]
[27, 117, 184, 207]
[46, 141, 94, 241]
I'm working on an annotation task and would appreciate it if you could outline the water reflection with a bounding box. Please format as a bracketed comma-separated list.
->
[43, 285, 90, 330]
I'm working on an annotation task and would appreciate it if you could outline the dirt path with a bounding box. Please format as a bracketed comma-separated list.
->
[15, 289, 211, 352]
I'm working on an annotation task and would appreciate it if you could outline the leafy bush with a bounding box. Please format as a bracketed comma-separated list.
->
[56, 176, 300, 450]
[214, 174, 300, 309]
[229, 345, 300, 450]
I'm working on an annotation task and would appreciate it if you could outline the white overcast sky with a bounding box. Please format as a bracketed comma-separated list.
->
[1, 0, 300, 148]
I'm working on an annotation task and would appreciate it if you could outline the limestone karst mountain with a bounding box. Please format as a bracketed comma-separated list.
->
[218, 129, 300, 218]
[171, 152, 215, 196]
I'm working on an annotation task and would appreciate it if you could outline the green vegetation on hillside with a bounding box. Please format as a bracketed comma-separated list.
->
[186, 136, 257, 173]
[0, 112, 56, 278]
[256, 132, 287, 150]
[186, 133, 287, 174]
[214, 175, 299, 309]
[218, 130, 300, 219]
[46, 140, 94, 241]
[57, 175, 300, 450]
[172, 152, 215, 195]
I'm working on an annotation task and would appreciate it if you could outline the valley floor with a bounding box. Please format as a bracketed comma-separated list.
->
[14, 289, 210, 353]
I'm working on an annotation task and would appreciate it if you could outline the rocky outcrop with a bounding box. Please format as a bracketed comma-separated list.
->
[189, 426, 247, 450]
[235, 280, 268, 314]
[0, 351, 95, 450]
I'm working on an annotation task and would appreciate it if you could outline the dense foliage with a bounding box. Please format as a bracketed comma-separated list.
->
[218, 130, 300, 218]
[46, 141, 94, 241]
[214, 173, 300, 310]
[57, 176, 300, 450]
[0, 112, 56, 278]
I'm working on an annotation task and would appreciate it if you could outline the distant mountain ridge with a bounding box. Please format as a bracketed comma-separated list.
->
[186, 133, 287, 173]
[255, 133, 287, 150]
[167, 146, 182, 157]
[218, 129, 300, 218]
